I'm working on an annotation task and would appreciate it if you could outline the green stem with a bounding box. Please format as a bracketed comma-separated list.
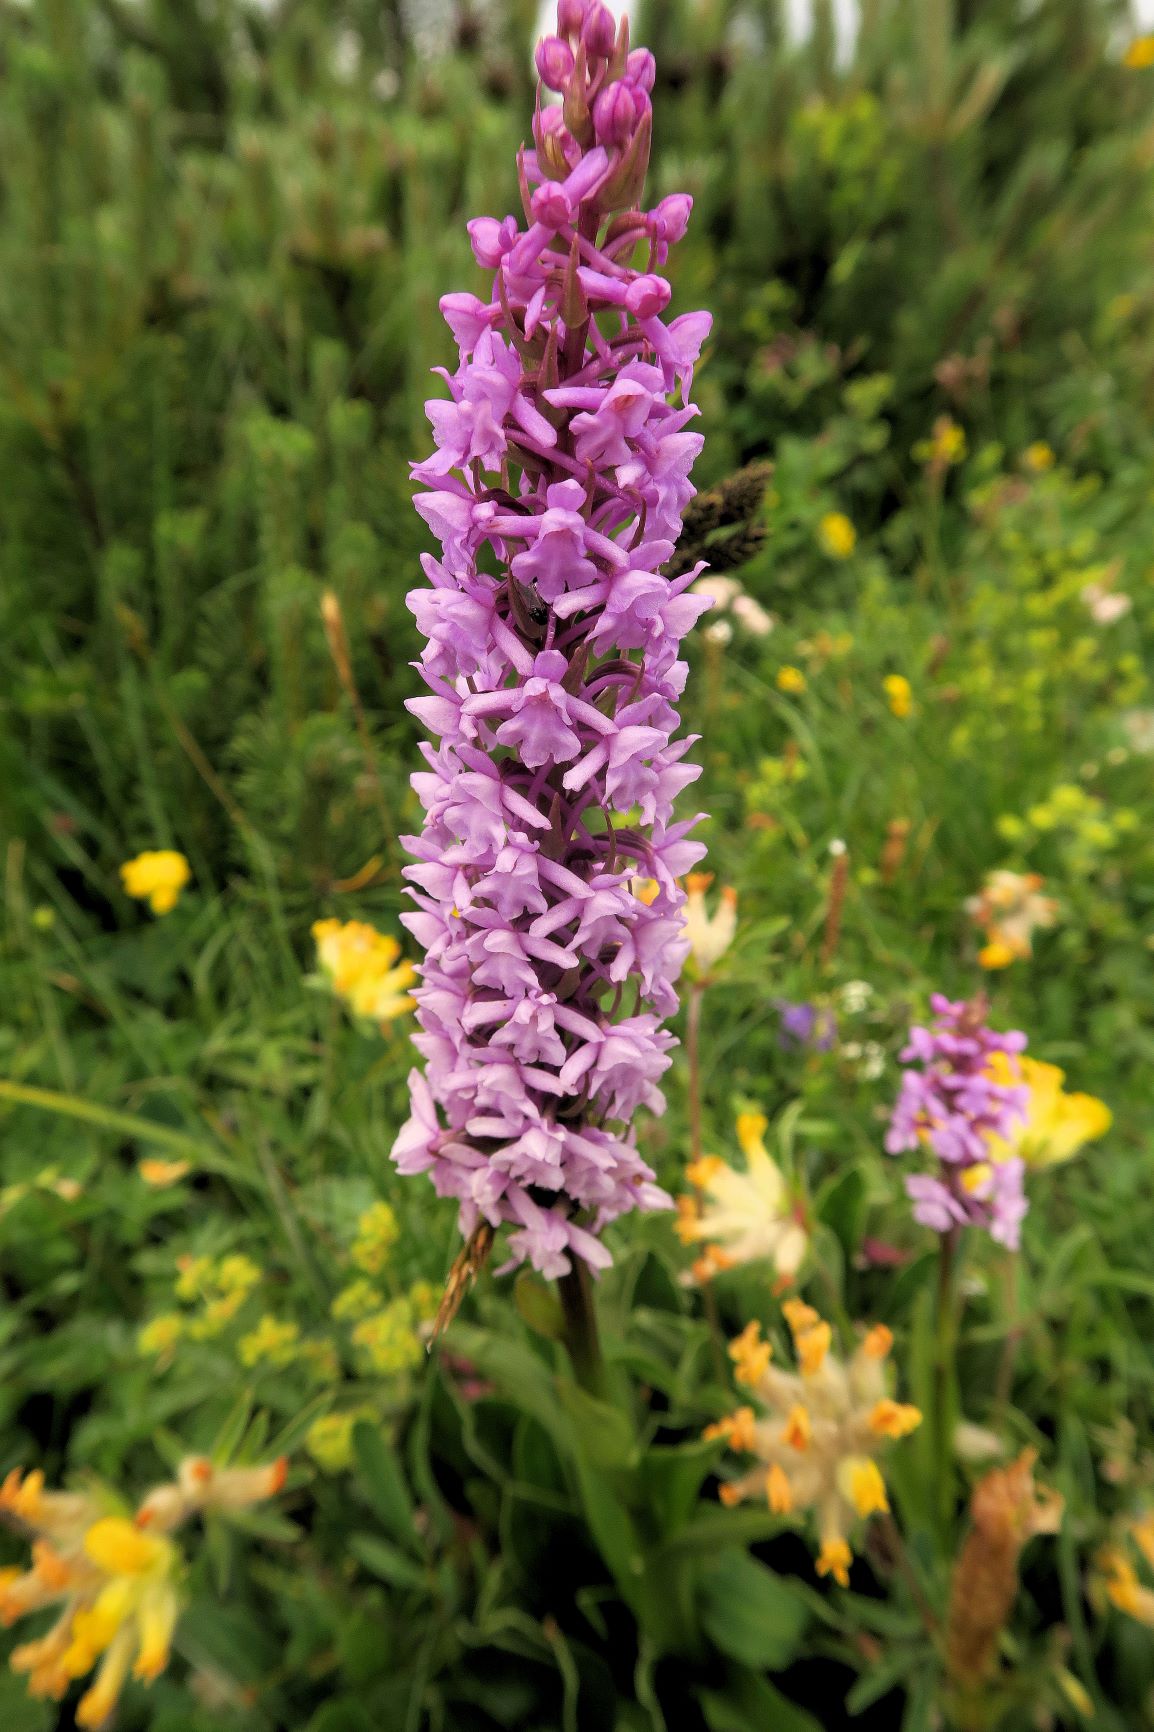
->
[557, 1259, 606, 1397]
[934, 1226, 961, 1534]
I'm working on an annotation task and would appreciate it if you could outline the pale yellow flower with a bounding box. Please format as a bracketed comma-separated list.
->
[817, 513, 857, 559]
[985, 1053, 1111, 1169]
[678, 1111, 807, 1284]
[120, 851, 191, 916]
[966, 868, 1058, 967]
[0, 1456, 283, 1722]
[683, 873, 738, 975]
[707, 1312, 921, 1590]
[882, 674, 913, 719]
[312, 917, 416, 1025]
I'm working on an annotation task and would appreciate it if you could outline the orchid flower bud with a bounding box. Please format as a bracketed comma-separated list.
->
[535, 35, 575, 92]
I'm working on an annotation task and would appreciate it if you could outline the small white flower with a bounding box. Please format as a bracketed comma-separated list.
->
[838, 980, 873, 1014]
[703, 619, 734, 646]
[693, 575, 743, 608]
[732, 594, 775, 637]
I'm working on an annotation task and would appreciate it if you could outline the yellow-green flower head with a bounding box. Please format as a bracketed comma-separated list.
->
[678, 1112, 808, 1284]
[312, 918, 416, 1026]
[985, 1053, 1111, 1169]
[350, 1201, 400, 1276]
[237, 1315, 300, 1368]
[817, 513, 857, 560]
[705, 1308, 920, 1591]
[136, 1315, 184, 1363]
[351, 1297, 423, 1376]
[914, 415, 966, 472]
[306, 1412, 367, 1474]
[120, 851, 191, 917]
[331, 1278, 383, 1322]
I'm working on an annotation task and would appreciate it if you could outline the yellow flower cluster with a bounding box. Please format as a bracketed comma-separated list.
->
[706, 1305, 921, 1590]
[997, 783, 1140, 877]
[677, 1112, 808, 1285]
[351, 1294, 427, 1376]
[237, 1314, 300, 1368]
[0, 1455, 284, 1725]
[965, 868, 1058, 969]
[350, 1201, 400, 1275]
[139, 1254, 263, 1359]
[119, 852, 191, 916]
[985, 1053, 1111, 1169]
[305, 1408, 378, 1474]
[312, 918, 416, 1026]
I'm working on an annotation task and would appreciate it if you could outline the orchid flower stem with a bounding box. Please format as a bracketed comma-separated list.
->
[686, 979, 727, 1380]
[993, 1250, 1023, 1416]
[558, 1258, 606, 1398]
[934, 1226, 962, 1534]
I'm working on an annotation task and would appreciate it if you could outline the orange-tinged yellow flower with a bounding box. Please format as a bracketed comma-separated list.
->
[704, 1407, 757, 1451]
[120, 851, 191, 916]
[1, 1454, 285, 1720]
[708, 1308, 920, 1592]
[678, 1111, 807, 1284]
[138, 1159, 191, 1188]
[966, 869, 1058, 967]
[312, 917, 416, 1026]
[817, 513, 857, 559]
[729, 1320, 773, 1386]
[869, 1400, 923, 1440]
[817, 1537, 853, 1588]
[883, 674, 913, 718]
[985, 1052, 1111, 1169]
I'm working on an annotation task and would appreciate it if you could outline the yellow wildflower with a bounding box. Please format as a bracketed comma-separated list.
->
[729, 1321, 773, 1387]
[138, 1159, 191, 1188]
[312, 918, 416, 1026]
[914, 415, 966, 473]
[408, 1279, 441, 1324]
[237, 1315, 300, 1368]
[966, 868, 1058, 967]
[332, 1278, 383, 1321]
[174, 1256, 215, 1303]
[776, 665, 808, 695]
[683, 873, 738, 975]
[708, 1309, 921, 1592]
[350, 1201, 400, 1276]
[137, 1315, 184, 1363]
[306, 1411, 374, 1474]
[677, 1110, 807, 1284]
[704, 1406, 757, 1451]
[985, 1052, 1111, 1169]
[187, 1289, 248, 1340]
[0, 1455, 283, 1722]
[1022, 441, 1055, 472]
[214, 1255, 261, 1295]
[632, 876, 660, 906]
[817, 513, 857, 559]
[351, 1297, 423, 1375]
[882, 674, 913, 719]
[120, 852, 191, 916]
[1124, 35, 1154, 68]
[817, 1537, 853, 1588]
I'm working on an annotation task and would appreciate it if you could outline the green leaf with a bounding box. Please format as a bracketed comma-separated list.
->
[698, 1550, 810, 1670]
[514, 1269, 565, 1339]
[641, 1438, 719, 1536]
[347, 1532, 429, 1591]
[353, 1421, 420, 1555]
[817, 1165, 867, 1256]
[556, 1379, 636, 1471]
[700, 1669, 822, 1732]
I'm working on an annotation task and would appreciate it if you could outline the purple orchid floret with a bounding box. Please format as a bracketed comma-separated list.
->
[886, 994, 1030, 1249]
[392, 0, 714, 1280]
